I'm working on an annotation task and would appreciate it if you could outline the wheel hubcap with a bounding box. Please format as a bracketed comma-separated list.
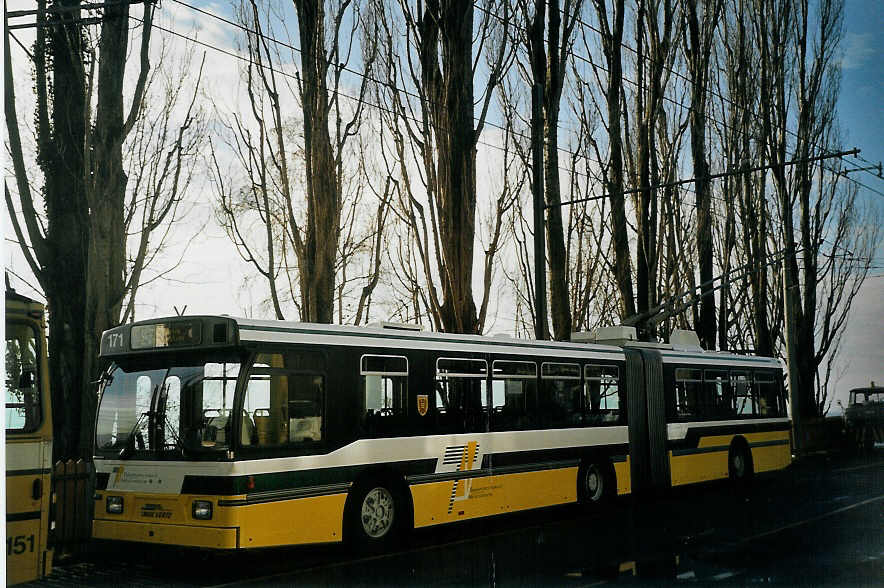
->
[361, 487, 395, 538]
[586, 467, 603, 501]
[733, 453, 745, 477]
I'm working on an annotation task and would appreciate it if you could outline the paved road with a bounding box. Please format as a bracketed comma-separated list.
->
[29, 452, 884, 586]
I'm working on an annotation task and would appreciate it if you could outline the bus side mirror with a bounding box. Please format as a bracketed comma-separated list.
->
[18, 370, 35, 389]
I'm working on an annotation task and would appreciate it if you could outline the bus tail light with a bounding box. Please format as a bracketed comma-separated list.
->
[106, 495, 124, 514]
[192, 500, 213, 520]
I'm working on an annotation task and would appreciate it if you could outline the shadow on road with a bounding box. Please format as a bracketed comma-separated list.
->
[25, 452, 884, 586]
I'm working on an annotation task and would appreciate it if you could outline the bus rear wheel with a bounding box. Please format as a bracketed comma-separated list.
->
[729, 443, 753, 484]
[578, 460, 613, 507]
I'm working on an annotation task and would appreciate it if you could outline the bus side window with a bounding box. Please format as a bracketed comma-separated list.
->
[674, 368, 702, 420]
[491, 360, 536, 431]
[732, 372, 754, 416]
[243, 360, 272, 445]
[195, 362, 241, 449]
[242, 353, 324, 447]
[705, 370, 733, 418]
[436, 358, 488, 434]
[540, 363, 581, 428]
[584, 365, 620, 425]
[360, 355, 408, 438]
[288, 374, 324, 442]
[754, 372, 780, 417]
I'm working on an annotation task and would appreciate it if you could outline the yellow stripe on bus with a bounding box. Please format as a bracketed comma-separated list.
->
[670, 431, 791, 486]
[93, 519, 239, 549]
[614, 458, 631, 495]
[670, 450, 729, 485]
[93, 492, 347, 549]
[6, 474, 50, 515]
[236, 493, 347, 547]
[410, 467, 578, 528]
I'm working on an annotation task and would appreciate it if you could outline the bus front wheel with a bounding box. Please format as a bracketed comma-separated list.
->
[347, 479, 405, 549]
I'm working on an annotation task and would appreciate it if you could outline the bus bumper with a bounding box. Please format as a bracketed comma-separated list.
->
[92, 519, 239, 549]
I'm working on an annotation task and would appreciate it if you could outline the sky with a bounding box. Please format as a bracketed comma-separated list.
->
[3, 0, 883, 410]
[831, 0, 884, 401]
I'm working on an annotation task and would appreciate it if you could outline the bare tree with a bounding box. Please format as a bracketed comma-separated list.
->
[749, 0, 877, 419]
[374, 0, 513, 334]
[589, 0, 634, 320]
[621, 0, 679, 337]
[213, 0, 381, 324]
[519, 0, 585, 340]
[5, 2, 204, 455]
[683, 0, 722, 349]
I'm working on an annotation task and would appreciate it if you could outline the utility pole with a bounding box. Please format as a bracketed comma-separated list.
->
[531, 82, 547, 341]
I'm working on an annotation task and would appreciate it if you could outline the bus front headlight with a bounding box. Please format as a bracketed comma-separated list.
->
[192, 500, 213, 520]
[106, 495, 124, 514]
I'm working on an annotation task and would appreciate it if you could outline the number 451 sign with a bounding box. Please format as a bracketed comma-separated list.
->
[7, 534, 35, 556]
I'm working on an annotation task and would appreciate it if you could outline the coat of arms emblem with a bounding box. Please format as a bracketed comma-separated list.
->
[417, 394, 429, 416]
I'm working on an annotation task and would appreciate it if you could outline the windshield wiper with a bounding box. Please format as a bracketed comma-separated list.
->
[119, 410, 152, 460]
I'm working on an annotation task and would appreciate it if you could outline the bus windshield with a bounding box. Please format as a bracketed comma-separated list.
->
[95, 355, 244, 458]
[5, 322, 42, 432]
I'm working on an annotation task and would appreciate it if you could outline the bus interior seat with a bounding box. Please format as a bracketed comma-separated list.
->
[289, 416, 321, 441]
[241, 410, 257, 445]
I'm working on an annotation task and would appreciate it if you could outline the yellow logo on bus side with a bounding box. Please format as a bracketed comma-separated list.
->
[437, 441, 480, 513]
[113, 466, 125, 486]
[417, 395, 429, 417]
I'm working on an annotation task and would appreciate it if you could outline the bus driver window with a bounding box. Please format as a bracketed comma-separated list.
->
[243, 353, 325, 447]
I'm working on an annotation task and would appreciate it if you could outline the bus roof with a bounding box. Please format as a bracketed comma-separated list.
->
[99, 314, 782, 369]
[5, 289, 45, 316]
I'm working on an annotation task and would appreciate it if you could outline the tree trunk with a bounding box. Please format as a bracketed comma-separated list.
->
[293, 0, 340, 324]
[593, 0, 635, 320]
[542, 0, 581, 341]
[684, 0, 720, 349]
[43, 2, 89, 458]
[80, 0, 131, 453]
[420, 1, 480, 333]
[5, 0, 172, 458]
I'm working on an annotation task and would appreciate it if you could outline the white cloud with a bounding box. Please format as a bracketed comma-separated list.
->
[840, 32, 876, 71]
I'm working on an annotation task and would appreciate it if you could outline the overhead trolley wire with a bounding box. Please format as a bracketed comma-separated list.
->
[167, 0, 884, 206]
[122, 9, 806, 237]
[476, 0, 884, 199]
[555, 0, 883, 187]
[166, 0, 558, 159]
[132, 7, 617, 187]
[135, 3, 884, 232]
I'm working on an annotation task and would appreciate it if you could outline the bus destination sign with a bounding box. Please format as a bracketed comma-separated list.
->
[131, 321, 202, 350]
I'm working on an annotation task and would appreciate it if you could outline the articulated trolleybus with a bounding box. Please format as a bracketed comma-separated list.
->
[5, 291, 53, 584]
[92, 317, 791, 550]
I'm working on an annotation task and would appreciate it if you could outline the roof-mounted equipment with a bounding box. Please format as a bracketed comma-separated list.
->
[669, 329, 704, 351]
[570, 326, 638, 346]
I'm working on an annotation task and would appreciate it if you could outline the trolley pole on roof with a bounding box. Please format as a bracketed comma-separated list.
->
[531, 82, 547, 341]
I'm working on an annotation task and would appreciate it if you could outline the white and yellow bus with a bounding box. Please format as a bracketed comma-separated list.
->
[91, 317, 791, 550]
[5, 291, 53, 584]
